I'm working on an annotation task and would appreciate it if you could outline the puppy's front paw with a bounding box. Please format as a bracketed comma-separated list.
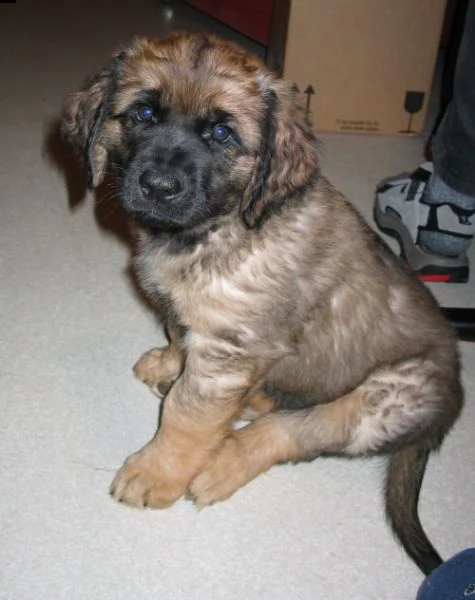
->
[190, 435, 250, 507]
[110, 446, 188, 509]
[133, 347, 177, 397]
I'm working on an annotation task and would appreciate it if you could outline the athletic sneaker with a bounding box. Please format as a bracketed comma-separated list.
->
[374, 163, 470, 283]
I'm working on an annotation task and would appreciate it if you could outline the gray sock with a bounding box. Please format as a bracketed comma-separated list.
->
[419, 172, 475, 257]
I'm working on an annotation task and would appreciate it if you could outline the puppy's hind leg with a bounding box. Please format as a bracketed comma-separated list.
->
[238, 390, 278, 421]
[134, 324, 184, 397]
[191, 357, 462, 574]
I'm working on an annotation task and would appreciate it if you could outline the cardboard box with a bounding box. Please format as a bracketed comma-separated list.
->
[282, 0, 447, 135]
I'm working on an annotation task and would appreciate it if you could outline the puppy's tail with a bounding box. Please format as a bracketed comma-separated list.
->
[385, 442, 442, 575]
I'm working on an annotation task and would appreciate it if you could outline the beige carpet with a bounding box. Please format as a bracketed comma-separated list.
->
[1, 1, 474, 599]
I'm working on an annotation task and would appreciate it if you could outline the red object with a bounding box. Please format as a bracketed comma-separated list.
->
[185, 0, 274, 45]
[417, 274, 451, 283]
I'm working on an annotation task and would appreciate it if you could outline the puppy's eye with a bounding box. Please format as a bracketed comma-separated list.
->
[135, 104, 154, 123]
[211, 124, 231, 143]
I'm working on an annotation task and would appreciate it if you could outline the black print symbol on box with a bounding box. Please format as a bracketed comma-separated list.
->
[401, 91, 425, 134]
[304, 85, 315, 118]
[291, 84, 315, 119]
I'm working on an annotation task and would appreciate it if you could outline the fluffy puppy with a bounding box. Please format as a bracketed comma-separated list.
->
[62, 32, 463, 576]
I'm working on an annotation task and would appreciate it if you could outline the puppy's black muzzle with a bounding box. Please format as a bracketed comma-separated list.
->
[118, 124, 214, 231]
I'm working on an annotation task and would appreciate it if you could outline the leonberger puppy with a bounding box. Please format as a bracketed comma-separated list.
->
[62, 31, 463, 576]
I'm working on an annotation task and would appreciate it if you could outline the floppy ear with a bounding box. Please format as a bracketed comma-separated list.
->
[241, 81, 319, 228]
[61, 53, 123, 189]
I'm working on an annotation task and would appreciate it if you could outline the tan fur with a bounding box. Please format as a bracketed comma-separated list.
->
[133, 324, 184, 397]
[62, 32, 462, 575]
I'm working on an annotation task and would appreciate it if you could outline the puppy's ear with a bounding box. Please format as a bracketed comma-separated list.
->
[61, 53, 123, 189]
[241, 81, 319, 228]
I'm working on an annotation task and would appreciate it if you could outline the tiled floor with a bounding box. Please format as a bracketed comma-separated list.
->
[1, 2, 474, 599]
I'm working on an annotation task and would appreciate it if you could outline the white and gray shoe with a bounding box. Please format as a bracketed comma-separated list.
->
[374, 163, 470, 283]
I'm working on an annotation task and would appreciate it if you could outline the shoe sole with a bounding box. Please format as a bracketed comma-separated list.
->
[374, 199, 469, 283]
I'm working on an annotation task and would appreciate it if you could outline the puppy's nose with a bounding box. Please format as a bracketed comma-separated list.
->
[139, 171, 182, 200]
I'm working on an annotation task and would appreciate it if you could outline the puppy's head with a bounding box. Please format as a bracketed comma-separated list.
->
[62, 32, 319, 231]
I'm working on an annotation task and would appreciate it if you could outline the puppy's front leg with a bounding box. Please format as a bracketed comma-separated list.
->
[133, 323, 184, 397]
[110, 343, 265, 509]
